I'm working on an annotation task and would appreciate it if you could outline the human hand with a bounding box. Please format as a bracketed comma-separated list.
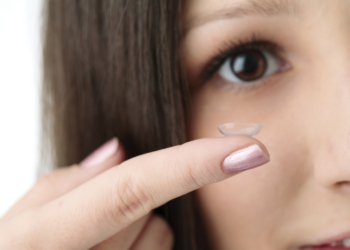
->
[0, 136, 270, 249]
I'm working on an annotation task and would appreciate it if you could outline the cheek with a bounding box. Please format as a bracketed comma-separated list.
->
[188, 74, 312, 247]
[195, 151, 306, 247]
[188, 73, 295, 140]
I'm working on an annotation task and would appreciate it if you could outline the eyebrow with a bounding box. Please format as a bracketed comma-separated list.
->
[185, 0, 300, 32]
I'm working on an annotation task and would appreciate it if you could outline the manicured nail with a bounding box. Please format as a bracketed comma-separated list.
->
[222, 144, 270, 173]
[79, 138, 119, 168]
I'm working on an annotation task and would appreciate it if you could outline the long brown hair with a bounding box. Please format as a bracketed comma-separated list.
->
[41, 0, 211, 249]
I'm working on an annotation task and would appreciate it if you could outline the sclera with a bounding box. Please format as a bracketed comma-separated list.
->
[218, 122, 263, 137]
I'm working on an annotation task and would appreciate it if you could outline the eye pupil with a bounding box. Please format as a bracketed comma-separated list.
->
[231, 50, 266, 81]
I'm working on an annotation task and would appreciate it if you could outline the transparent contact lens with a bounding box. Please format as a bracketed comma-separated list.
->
[218, 122, 263, 137]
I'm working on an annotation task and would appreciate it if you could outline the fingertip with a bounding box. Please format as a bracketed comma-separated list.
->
[85, 138, 127, 175]
[247, 136, 270, 160]
[102, 140, 126, 167]
[79, 137, 120, 169]
[180, 136, 270, 176]
[220, 135, 270, 160]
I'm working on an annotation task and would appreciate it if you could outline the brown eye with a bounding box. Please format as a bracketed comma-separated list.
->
[218, 49, 280, 83]
[231, 50, 266, 81]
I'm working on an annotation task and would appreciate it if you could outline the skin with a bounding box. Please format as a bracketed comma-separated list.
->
[0, 136, 269, 249]
[183, 0, 350, 249]
[2, 0, 348, 249]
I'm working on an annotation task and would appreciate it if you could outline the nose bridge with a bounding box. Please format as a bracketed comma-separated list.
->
[311, 57, 350, 188]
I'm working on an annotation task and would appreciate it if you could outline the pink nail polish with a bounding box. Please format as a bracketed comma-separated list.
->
[79, 138, 119, 168]
[222, 144, 270, 173]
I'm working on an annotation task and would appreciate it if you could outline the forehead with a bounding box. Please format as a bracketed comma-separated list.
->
[183, 0, 300, 32]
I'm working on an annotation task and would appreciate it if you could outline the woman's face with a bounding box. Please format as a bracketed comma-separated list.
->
[183, 0, 350, 249]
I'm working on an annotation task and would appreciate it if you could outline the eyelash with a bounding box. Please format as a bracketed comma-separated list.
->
[200, 33, 280, 83]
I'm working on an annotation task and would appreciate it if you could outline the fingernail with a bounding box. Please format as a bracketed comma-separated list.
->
[79, 138, 119, 168]
[222, 144, 270, 173]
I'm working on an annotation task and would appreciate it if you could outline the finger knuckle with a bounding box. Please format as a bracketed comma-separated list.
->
[107, 174, 154, 224]
[33, 172, 59, 194]
[149, 215, 174, 249]
[176, 144, 216, 188]
[175, 145, 202, 188]
[33, 166, 79, 196]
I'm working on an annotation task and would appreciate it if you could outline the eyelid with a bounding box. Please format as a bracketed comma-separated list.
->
[199, 34, 280, 82]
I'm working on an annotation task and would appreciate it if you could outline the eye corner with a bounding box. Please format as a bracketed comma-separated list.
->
[199, 54, 230, 83]
[279, 60, 293, 73]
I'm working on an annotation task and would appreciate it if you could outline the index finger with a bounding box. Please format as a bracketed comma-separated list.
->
[27, 137, 270, 249]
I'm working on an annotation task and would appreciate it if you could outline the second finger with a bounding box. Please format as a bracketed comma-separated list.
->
[1, 138, 124, 221]
[130, 214, 174, 250]
[91, 213, 151, 250]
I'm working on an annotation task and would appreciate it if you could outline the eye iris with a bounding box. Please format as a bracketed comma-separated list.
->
[231, 50, 266, 81]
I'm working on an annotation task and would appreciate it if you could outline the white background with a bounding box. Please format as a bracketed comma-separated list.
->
[0, 0, 42, 217]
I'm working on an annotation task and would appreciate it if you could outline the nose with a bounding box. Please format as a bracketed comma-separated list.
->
[311, 68, 350, 190]
[313, 135, 350, 190]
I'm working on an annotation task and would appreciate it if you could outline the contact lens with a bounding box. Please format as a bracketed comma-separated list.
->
[218, 122, 263, 137]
